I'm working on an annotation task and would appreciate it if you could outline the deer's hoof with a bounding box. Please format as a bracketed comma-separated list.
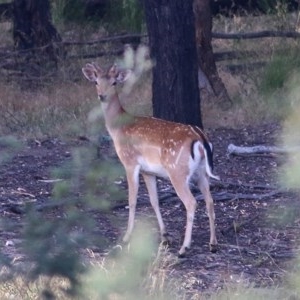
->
[178, 247, 190, 258]
[209, 243, 218, 253]
[161, 233, 172, 246]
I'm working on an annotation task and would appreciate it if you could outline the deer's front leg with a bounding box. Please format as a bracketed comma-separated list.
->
[142, 173, 168, 243]
[123, 166, 140, 243]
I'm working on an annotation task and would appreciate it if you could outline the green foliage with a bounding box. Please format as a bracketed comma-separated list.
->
[261, 48, 300, 95]
[83, 224, 157, 299]
[16, 141, 169, 299]
[257, 0, 288, 14]
[0, 136, 21, 165]
[259, 47, 300, 118]
[257, 0, 275, 13]
[51, 0, 68, 25]
[277, 79, 300, 300]
[280, 73, 300, 190]
[16, 145, 124, 297]
[62, 0, 85, 22]
[22, 208, 85, 295]
[52, 0, 87, 24]
[104, 0, 144, 32]
[51, 0, 144, 32]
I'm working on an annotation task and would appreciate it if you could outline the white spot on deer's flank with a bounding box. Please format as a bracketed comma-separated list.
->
[175, 146, 184, 165]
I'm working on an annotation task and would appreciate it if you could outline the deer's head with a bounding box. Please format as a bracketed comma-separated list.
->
[82, 63, 131, 102]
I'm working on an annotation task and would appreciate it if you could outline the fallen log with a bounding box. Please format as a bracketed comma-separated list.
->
[227, 143, 300, 156]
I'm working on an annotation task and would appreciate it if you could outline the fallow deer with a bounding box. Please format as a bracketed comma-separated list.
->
[82, 63, 219, 256]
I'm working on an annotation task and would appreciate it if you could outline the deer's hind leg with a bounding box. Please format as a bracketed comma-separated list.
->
[169, 174, 197, 257]
[197, 172, 217, 252]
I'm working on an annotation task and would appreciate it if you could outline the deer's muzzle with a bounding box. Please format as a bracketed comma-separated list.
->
[98, 95, 107, 102]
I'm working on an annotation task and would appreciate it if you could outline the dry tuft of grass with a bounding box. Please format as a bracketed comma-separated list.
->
[0, 80, 97, 138]
[0, 273, 72, 300]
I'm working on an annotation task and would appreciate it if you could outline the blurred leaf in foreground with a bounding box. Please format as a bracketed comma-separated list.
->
[0, 136, 22, 165]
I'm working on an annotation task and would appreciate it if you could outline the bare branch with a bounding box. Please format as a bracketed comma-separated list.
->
[63, 33, 147, 46]
[212, 30, 300, 39]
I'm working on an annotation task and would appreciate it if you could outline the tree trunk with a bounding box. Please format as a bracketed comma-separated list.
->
[143, 0, 203, 128]
[12, 0, 62, 64]
[194, 0, 232, 109]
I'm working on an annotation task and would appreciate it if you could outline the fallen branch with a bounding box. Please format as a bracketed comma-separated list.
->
[212, 30, 300, 39]
[195, 190, 283, 202]
[221, 215, 259, 236]
[214, 50, 257, 61]
[63, 33, 147, 46]
[227, 61, 266, 74]
[64, 30, 300, 46]
[68, 49, 124, 60]
[227, 143, 300, 156]
[133, 190, 284, 208]
[211, 180, 277, 190]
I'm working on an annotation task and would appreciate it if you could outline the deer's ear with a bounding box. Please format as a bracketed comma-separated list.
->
[116, 69, 132, 83]
[82, 63, 98, 82]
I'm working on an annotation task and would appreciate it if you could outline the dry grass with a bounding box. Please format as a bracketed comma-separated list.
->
[0, 274, 72, 300]
[1, 10, 300, 136]
[0, 10, 300, 137]
[0, 224, 185, 300]
[0, 80, 97, 138]
[0, 247, 298, 300]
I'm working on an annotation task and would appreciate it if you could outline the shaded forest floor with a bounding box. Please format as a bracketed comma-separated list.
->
[1, 123, 300, 295]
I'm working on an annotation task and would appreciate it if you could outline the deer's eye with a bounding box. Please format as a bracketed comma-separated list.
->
[112, 81, 117, 86]
[95, 81, 98, 85]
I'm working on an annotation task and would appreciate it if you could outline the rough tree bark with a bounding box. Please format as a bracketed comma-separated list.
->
[13, 0, 62, 63]
[194, 0, 232, 108]
[143, 0, 203, 128]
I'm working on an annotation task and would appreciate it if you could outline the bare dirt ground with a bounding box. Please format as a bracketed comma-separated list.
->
[1, 123, 300, 295]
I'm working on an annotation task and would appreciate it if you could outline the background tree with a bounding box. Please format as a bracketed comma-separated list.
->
[143, 0, 203, 128]
[194, 0, 232, 108]
[13, 0, 62, 64]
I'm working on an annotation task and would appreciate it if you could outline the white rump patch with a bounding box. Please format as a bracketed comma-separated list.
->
[189, 141, 220, 182]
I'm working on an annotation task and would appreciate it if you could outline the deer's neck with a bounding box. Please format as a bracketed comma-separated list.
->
[101, 93, 129, 134]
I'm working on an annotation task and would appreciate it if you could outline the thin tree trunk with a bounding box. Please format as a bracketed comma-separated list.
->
[194, 0, 232, 109]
